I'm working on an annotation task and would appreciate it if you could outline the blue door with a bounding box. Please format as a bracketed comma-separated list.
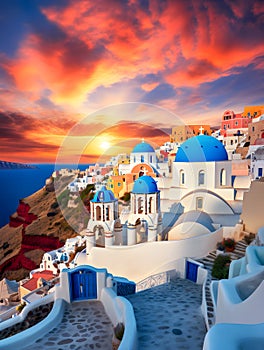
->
[186, 261, 199, 283]
[70, 268, 97, 301]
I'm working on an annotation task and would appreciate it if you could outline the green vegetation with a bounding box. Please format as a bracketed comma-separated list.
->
[120, 192, 131, 202]
[50, 201, 59, 209]
[244, 233, 255, 245]
[114, 322, 125, 341]
[16, 302, 26, 314]
[57, 189, 70, 209]
[222, 238, 236, 250]
[80, 184, 95, 201]
[212, 254, 231, 279]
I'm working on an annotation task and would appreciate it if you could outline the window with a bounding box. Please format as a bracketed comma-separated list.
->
[231, 140, 233, 145]
[179, 170, 185, 185]
[196, 197, 203, 210]
[106, 206, 110, 220]
[198, 170, 205, 186]
[138, 197, 143, 214]
[141, 155, 144, 162]
[235, 121, 238, 126]
[117, 182, 121, 186]
[252, 126, 255, 132]
[150, 155, 153, 163]
[258, 168, 263, 177]
[220, 169, 226, 186]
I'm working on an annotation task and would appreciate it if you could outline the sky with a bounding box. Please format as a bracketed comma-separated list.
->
[0, 0, 264, 163]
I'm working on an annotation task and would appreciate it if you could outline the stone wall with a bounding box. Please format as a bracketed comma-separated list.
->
[0, 302, 53, 340]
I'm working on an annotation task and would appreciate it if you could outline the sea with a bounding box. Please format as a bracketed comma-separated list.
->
[0, 164, 91, 228]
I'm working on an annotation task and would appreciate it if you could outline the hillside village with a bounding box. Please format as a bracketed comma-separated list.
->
[1, 104, 264, 349]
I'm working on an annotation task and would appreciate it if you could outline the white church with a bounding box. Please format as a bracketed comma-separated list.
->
[83, 133, 247, 253]
[86, 175, 163, 251]
[158, 134, 237, 215]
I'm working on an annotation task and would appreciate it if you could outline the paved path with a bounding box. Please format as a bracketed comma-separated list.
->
[26, 301, 113, 350]
[126, 278, 206, 350]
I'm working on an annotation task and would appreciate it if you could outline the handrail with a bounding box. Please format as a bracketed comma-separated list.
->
[136, 270, 173, 292]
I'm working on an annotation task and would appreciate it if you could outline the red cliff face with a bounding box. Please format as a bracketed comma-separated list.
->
[9, 200, 38, 228]
[0, 200, 64, 279]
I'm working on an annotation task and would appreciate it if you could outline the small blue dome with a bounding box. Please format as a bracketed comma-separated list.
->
[132, 175, 159, 194]
[91, 186, 116, 202]
[132, 141, 155, 153]
[175, 135, 228, 162]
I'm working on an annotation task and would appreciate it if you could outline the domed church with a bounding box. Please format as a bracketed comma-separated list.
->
[85, 176, 163, 252]
[118, 139, 170, 178]
[158, 134, 236, 215]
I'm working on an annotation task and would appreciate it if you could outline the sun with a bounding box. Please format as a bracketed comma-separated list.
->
[100, 141, 111, 150]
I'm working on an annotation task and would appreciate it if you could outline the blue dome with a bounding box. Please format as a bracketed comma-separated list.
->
[132, 175, 159, 194]
[91, 186, 116, 202]
[175, 135, 228, 162]
[132, 141, 155, 153]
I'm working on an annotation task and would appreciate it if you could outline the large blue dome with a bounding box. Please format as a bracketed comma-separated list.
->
[91, 186, 116, 202]
[132, 141, 155, 153]
[175, 135, 228, 162]
[132, 175, 159, 194]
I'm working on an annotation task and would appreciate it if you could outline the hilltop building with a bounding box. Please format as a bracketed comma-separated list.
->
[242, 105, 264, 118]
[170, 124, 212, 143]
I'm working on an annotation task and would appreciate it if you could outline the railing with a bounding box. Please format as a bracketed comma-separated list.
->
[136, 270, 173, 292]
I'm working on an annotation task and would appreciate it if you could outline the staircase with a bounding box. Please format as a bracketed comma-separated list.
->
[197, 239, 248, 329]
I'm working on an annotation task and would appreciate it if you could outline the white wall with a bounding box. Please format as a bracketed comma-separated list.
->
[180, 191, 234, 214]
[76, 228, 223, 282]
[100, 288, 138, 350]
[215, 273, 264, 324]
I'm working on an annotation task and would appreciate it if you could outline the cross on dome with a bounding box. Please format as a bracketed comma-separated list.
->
[199, 126, 204, 135]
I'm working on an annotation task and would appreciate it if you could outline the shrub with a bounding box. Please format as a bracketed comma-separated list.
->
[16, 302, 26, 313]
[244, 233, 255, 245]
[120, 192, 131, 202]
[222, 238, 235, 249]
[212, 254, 231, 279]
[50, 201, 59, 209]
[114, 322, 125, 341]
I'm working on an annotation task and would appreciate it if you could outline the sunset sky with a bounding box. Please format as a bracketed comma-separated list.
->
[1, 0, 264, 163]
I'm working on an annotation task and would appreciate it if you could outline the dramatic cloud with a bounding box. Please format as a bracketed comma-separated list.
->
[0, 111, 76, 162]
[0, 0, 264, 161]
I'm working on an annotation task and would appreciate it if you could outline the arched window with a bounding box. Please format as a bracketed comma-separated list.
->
[220, 169, 226, 186]
[198, 170, 205, 186]
[137, 197, 143, 214]
[179, 169, 185, 186]
[149, 197, 153, 213]
[105, 205, 110, 220]
[96, 206, 101, 220]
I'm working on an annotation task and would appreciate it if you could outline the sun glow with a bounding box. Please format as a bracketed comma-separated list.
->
[100, 141, 111, 150]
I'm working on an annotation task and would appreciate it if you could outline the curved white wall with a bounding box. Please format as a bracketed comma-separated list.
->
[76, 228, 223, 282]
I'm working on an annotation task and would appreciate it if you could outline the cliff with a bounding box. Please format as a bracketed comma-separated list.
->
[0, 160, 37, 169]
[0, 183, 78, 281]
